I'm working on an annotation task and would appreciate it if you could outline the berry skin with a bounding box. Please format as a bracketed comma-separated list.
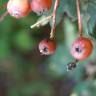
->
[7, 0, 30, 18]
[71, 37, 93, 61]
[39, 39, 56, 55]
[30, 0, 52, 15]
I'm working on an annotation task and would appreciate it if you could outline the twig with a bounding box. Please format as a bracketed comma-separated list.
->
[76, 0, 83, 37]
[30, 15, 52, 29]
[50, 0, 60, 39]
[0, 11, 8, 22]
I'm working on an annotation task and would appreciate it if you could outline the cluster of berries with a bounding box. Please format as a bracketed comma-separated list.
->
[6, 0, 94, 70]
[7, 0, 52, 18]
[39, 37, 93, 63]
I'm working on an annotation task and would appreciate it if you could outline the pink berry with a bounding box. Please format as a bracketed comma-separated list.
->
[71, 37, 93, 61]
[39, 39, 56, 55]
[7, 0, 30, 18]
[30, 0, 52, 15]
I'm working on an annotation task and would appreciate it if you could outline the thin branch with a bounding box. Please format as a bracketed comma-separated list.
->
[30, 15, 52, 29]
[50, 0, 60, 39]
[76, 0, 83, 37]
[0, 11, 8, 22]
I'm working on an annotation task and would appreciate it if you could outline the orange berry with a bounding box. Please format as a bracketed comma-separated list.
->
[30, 0, 52, 15]
[39, 39, 56, 55]
[7, 0, 30, 18]
[71, 37, 93, 61]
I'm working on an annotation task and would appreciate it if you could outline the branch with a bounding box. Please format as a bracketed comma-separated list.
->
[0, 11, 8, 22]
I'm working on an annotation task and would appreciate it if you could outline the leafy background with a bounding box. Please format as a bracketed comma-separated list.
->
[0, 0, 96, 96]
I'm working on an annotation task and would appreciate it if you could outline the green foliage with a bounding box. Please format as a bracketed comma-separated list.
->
[13, 30, 37, 52]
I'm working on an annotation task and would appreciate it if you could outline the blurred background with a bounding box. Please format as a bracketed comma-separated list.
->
[0, 0, 96, 96]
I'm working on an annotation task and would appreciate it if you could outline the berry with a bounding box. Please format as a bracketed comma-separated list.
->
[7, 0, 30, 18]
[71, 37, 93, 61]
[39, 39, 56, 55]
[30, 0, 52, 15]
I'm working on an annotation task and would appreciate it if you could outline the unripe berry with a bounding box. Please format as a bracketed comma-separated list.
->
[39, 39, 56, 55]
[71, 37, 93, 61]
[30, 0, 52, 15]
[7, 0, 30, 18]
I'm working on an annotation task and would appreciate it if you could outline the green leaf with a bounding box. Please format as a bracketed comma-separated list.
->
[49, 0, 76, 26]
[46, 45, 73, 77]
[49, 0, 96, 38]
[81, 0, 96, 38]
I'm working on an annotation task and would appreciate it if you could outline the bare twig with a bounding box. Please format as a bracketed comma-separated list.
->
[0, 11, 8, 22]
[76, 0, 83, 37]
[50, 0, 60, 39]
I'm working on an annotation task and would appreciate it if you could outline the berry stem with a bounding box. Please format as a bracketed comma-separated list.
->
[0, 3, 7, 10]
[0, 11, 8, 22]
[76, 0, 83, 37]
[30, 15, 52, 29]
[50, 0, 60, 39]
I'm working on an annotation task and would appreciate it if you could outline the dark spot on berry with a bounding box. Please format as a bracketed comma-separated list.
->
[39, 11, 42, 15]
[75, 46, 82, 53]
[38, 9, 47, 15]
[42, 9, 45, 12]
[42, 47, 48, 53]
[46, 39, 49, 42]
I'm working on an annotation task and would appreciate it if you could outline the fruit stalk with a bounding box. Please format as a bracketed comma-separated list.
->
[76, 0, 83, 37]
[50, 0, 60, 39]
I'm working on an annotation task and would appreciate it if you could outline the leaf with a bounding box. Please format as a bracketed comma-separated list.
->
[49, 0, 76, 26]
[81, 0, 96, 38]
[46, 45, 73, 76]
[49, 0, 96, 38]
